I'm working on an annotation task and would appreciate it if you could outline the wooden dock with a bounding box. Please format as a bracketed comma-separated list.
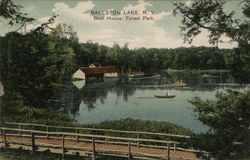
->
[0, 122, 208, 160]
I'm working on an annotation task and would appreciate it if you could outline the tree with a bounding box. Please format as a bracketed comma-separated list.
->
[190, 90, 250, 159]
[173, 0, 250, 72]
[0, 0, 34, 30]
[51, 24, 78, 43]
[173, 0, 249, 45]
[174, 0, 250, 158]
[0, 28, 76, 108]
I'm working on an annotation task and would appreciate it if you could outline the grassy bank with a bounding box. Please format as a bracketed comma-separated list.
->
[2, 105, 192, 136]
[0, 149, 130, 160]
[83, 118, 192, 135]
[1, 106, 72, 126]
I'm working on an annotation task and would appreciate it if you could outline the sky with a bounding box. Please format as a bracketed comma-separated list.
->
[0, 0, 244, 49]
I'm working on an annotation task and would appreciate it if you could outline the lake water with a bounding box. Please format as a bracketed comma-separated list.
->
[57, 70, 250, 133]
[1, 70, 249, 160]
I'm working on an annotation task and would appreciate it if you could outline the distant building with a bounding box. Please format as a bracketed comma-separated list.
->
[80, 64, 117, 82]
[72, 69, 85, 80]
[0, 82, 4, 97]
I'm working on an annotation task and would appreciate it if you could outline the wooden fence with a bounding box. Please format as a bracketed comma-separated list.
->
[0, 122, 209, 160]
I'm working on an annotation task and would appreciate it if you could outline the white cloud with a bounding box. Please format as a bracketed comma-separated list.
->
[154, 12, 172, 21]
[218, 34, 238, 48]
[190, 29, 238, 48]
[191, 29, 214, 47]
[52, 1, 94, 23]
[185, 0, 192, 6]
[38, 16, 51, 23]
[123, 0, 152, 11]
[0, 0, 238, 49]
[0, 18, 12, 36]
[34, 0, 236, 49]
[45, 0, 176, 48]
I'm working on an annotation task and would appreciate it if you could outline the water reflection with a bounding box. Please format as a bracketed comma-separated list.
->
[55, 71, 250, 133]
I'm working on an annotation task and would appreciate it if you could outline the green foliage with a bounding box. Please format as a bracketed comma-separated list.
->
[0, 29, 76, 107]
[173, 0, 250, 45]
[51, 24, 79, 43]
[85, 118, 192, 135]
[225, 48, 250, 72]
[2, 105, 71, 126]
[173, 0, 250, 72]
[0, 149, 85, 160]
[73, 42, 233, 72]
[0, 0, 34, 28]
[189, 90, 250, 159]
[173, 2, 250, 156]
[79, 118, 193, 147]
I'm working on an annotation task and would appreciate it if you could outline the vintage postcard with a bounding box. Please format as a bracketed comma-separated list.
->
[0, 0, 249, 160]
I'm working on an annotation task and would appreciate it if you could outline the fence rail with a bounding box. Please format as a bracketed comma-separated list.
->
[0, 122, 209, 160]
[4, 122, 191, 138]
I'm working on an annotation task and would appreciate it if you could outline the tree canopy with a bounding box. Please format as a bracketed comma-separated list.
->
[0, 0, 34, 30]
[173, 0, 250, 46]
[174, 0, 250, 72]
[190, 90, 250, 159]
[174, 0, 250, 159]
[0, 25, 76, 107]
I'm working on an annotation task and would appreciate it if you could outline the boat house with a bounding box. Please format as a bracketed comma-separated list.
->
[72, 69, 86, 80]
[80, 64, 117, 81]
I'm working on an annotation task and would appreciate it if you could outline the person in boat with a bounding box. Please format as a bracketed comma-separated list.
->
[166, 92, 169, 96]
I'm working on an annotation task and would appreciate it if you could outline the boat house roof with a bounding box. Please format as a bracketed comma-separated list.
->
[80, 66, 117, 74]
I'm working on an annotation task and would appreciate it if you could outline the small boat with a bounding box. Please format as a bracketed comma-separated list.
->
[172, 81, 187, 87]
[151, 74, 161, 78]
[155, 95, 176, 98]
[201, 74, 210, 78]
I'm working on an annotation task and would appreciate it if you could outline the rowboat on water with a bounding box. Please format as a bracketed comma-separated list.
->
[172, 80, 187, 87]
[154, 95, 176, 98]
[201, 74, 210, 78]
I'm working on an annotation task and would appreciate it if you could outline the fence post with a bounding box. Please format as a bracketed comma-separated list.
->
[206, 152, 210, 160]
[166, 143, 170, 160]
[128, 141, 132, 160]
[174, 143, 176, 151]
[62, 135, 65, 160]
[31, 132, 36, 154]
[105, 131, 108, 144]
[19, 124, 22, 135]
[3, 130, 8, 150]
[76, 129, 79, 142]
[92, 138, 96, 160]
[46, 126, 49, 139]
[136, 133, 140, 147]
